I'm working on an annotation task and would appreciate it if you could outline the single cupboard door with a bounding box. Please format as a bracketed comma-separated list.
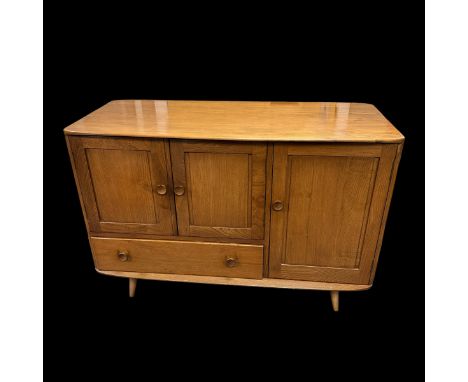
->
[170, 140, 267, 239]
[268, 143, 399, 285]
[67, 136, 176, 235]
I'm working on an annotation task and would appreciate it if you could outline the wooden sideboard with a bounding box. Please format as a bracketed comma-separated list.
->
[64, 100, 404, 311]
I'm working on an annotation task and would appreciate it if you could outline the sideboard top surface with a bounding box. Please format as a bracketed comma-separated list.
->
[64, 100, 404, 143]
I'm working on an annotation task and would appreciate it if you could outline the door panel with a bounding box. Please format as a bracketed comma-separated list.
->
[68, 136, 176, 235]
[86, 148, 159, 224]
[186, 152, 251, 227]
[170, 140, 267, 239]
[269, 143, 397, 284]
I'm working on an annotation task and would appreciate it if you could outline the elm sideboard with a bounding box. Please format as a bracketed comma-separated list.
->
[64, 100, 404, 311]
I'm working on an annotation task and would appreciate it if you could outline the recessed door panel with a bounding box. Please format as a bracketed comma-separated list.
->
[186, 152, 251, 228]
[284, 155, 377, 268]
[86, 148, 159, 224]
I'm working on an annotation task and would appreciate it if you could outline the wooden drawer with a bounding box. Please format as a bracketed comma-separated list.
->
[90, 237, 264, 279]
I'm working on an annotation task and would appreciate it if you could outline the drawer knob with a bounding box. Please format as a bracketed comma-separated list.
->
[117, 251, 129, 262]
[225, 256, 238, 268]
[156, 184, 167, 195]
[174, 186, 185, 196]
[272, 201, 284, 211]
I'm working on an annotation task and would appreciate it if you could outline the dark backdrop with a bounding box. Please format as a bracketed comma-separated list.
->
[46, 2, 423, 379]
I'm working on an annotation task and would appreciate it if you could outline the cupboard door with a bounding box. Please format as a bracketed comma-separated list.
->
[269, 143, 398, 284]
[67, 136, 176, 235]
[170, 140, 267, 239]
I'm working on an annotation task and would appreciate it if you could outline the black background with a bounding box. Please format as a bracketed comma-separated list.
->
[46, 2, 423, 379]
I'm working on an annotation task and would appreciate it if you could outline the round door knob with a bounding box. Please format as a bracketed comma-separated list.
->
[117, 251, 129, 262]
[272, 201, 284, 211]
[174, 186, 185, 196]
[225, 256, 238, 268]
[156, 184, 167, 195]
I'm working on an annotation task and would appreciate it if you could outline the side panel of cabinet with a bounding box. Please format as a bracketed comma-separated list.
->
[170, 140, 267, 239]
[67, 136, 176, 235]
[268, 143, 399, 284]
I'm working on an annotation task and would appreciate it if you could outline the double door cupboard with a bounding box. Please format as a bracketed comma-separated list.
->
[65, 100, 404, 311]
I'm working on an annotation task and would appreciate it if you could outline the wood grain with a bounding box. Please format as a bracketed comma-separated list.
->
[68, 136, 175, 235]
[64, 100, 404, 143]
[86, 148, 158, 224]
[330, 291, 339, 312]
[64, 101, 404, 300]
[283, 155, 377, 268]
[357, 144, 398, 283]
[170, 140, 267, 239]
[96, 268, 372, 291]
[269, 143, 399, 284]
[163, 139, 178, 234]
[368, 142, 404, 283]
[129, 278, 137, 297]
[65, 135, 91, 233]
[91, 237, 264, 279]
[89, 231, 263, 244]
[262, 144, 274, 277]
[186, 152, 250, 227]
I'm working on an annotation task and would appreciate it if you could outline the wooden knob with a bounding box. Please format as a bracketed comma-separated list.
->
[117, 251, 129, 262]
[272, 201, 284, 211]
[225, 256, 238, 268]
[174, 186, 185, 196]
[156, 184, 167, 195]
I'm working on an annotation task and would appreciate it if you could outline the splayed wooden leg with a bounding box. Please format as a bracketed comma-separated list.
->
[330, 291, 339, 312]
[129, 278, 137, 297]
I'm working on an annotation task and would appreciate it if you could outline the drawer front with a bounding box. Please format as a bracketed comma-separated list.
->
[91, 237, 264, 279]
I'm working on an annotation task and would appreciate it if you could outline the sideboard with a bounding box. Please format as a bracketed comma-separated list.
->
[64, 100, 404, 311]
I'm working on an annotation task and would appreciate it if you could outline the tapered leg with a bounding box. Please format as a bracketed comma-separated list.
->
[129, 278, 137, 297]
[330, 291, 339, 312]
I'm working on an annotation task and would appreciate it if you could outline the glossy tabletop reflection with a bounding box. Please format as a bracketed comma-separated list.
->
[64, 100, 404, 142]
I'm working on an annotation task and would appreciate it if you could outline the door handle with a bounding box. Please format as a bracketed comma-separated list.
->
[156, 184, 167, 195]
[174, 186, 185, 196]
[272, 200, 284, 211]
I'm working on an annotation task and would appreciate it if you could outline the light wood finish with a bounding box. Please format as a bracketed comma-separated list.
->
[90, 231, 263, 244]
[129, 278, 137, 297]
[262, 144, 274, 276]
[330, 291, 339, 312]
[170, 140, 267, 239]
[368, 142, 404, 283]
[284, 155, 377, 267]
[97, 269, 371, 291]
[64, 101, 404, 309]
[163, 140, 179, 232]
[64, 100, 404, 143]
[67, 136, 175, 235]
[91, 237, 264, 279]
[65, 136, 91, 233]
[269, 143, 399, 284]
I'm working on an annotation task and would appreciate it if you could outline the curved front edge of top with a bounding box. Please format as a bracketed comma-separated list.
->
[63, 100, 405, 143]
